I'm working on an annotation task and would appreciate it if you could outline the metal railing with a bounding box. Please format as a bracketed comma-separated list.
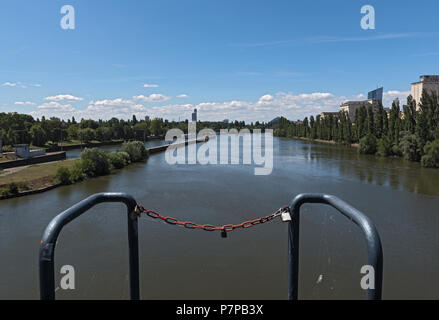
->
[288, 194, 383, 300]
[39, 192, 383, 300]
[39, 193, 139, 300]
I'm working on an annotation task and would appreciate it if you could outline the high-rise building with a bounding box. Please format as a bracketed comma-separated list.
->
[191, 108, 197, 122]
[411, 75, 439, 110]
[368, 87, 383, 103]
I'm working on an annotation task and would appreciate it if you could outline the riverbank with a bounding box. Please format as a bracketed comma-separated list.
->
[0, 151, 66, 170]
[0, 138, 204, 200]
[45, 140, 124, 152]
[288, 136, 359, 148]
[0, 159, 79, 199]
[44, 137, 165, 152]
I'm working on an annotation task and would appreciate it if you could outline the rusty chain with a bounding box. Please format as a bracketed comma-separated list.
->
[134, 204, 290, 238]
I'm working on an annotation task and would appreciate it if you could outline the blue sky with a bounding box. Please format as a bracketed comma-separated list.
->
[1, 0, 438, 122]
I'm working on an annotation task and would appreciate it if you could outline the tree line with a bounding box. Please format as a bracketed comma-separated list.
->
[0, 114, 164, 147]
[273, 90, 439, 168]
[0, 112, 268, 149]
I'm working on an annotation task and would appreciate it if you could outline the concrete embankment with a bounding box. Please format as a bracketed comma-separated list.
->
[0, 152, 66, 170]
[45, 140, 124, 152]
[147, 138, 206, 154]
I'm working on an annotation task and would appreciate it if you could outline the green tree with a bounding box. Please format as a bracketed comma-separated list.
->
[80, 148, 110, 177]
[367, 105, 375, 135]
[29, 124, 48, 147]
[358, 133, 377, 155]
[121, 141, 148, 162]
[67, 124, 79, 140]
[388, 99, 401, 144]
[150, 118, 163, 136]
[95, 126, 112, 141]
[56, 167, 72, 185]
[374, 102, 385, 138]
[402, 95, 416, 134]
[78, 128, 95, 143]
[107, 151, 131, 169]
[376, 135, 393, 157]
[355, 106, 368, 140]
[399, 132, 422, 162]
[421, 139, 439, 168]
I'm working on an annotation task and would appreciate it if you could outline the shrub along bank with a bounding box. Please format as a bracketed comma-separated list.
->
[56, 141, 149, 185]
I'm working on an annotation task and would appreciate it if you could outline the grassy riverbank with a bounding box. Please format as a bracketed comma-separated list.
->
[0, 141, 149, 200]
[0, 159, 80, 195]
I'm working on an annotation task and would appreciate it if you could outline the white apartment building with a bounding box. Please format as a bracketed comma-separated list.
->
[411, 75, 439, 110]
[340, 99, 381, 122]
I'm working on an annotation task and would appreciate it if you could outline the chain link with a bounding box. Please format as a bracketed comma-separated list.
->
[134, 204, 289, 236]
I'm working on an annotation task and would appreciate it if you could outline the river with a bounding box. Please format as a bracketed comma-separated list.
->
[0, 136, 438, 299]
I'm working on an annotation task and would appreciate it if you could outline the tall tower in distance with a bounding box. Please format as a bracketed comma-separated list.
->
[191, 108, 197, 122]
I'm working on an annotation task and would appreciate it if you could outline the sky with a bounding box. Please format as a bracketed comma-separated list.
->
[1, 0, 438, 123]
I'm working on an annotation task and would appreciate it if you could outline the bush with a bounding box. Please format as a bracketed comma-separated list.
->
[17, 181, 30, 191]
[7, 183, 19, 195]
[399, 133, 422, 162]
[80, 148, 110, 177]
[107, 151, 130, 169]
[391, 144, 402, 157]
[358, 134, 377, 155]
[118, 151, 131, 165]
[69, 162, 86, 182]
[376, 135, 392, 157]
[56, 167, 72, 185]
[421, 139, 439, 168]
[121, 141, 148, 162]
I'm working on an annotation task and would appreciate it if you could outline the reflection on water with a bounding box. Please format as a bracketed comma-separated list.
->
[279, 138, 439, 196]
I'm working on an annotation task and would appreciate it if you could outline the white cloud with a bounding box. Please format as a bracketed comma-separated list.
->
[26, 90, 411, 122]
[133, 94, 170, 103]
[176, 94, 189, 98]
[231, 32, 437, 48]
[30, 102, 77, 119]
[2, 82, 17, 87]
[45, 94, 84, 102]
[143, 84, 159, 88]
[258, 94, 274, 103]
[2, 82, 40, 88]
[85, 98, 147, 119]
[37, 102, 75, 111]
[14, 101, 36, 106]
[383, 90, 411, 106]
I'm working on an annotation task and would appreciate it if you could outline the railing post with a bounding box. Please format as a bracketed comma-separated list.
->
[288, 213, 300, 300]
[287, 194, 383, 300]
[39, 193, 140, 300]
[127, 210, 140, 300]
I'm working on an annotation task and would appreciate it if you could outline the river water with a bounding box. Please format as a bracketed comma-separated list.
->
[0, 137, 438, 299]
